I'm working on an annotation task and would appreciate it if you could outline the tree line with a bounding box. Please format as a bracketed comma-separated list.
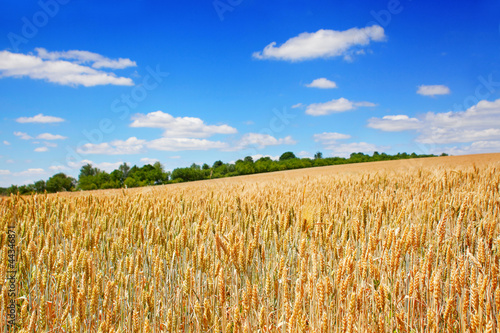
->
[0, 151, 445, 195]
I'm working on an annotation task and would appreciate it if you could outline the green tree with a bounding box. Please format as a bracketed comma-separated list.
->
[34, 180, 46, 193]
[314, 152, 323, 159]
[243, 156, 254, 163]
[46, 173, 75, 193]
[212, 160, 223, 168]
[119, 163, 131, 180]
[279, 151, 296, 161]
[79, 163, 99, 178]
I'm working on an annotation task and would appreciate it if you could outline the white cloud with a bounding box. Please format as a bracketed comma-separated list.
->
[34, 147, 48, 152]
[231, 133, 296, 150]
[148, 138, 228, 151]
[306, 78, 337, 89]
[49, 165, 69, 171]
[297, 151, 312, 158]
[43, 142, 58, 148]
[94, 161, 124, 173]
[130, 111, 237, 138]
[313, 132, 387, 157]
[250, 154, 280, 161]
[169, 155, 181, 159]
[35, 48, 137, 69]
[15, 168, 45, 176]
[444, 141, 500, 155]
[0, 50, 134, 87]
[3, 140, 10, 145]
[77, 137, 146, 155]
[368, 115, 421, 132]
[0, 170, 11, 175]
[313, 132, 351, 143]
[253, 25, 386, 61]
[36, 133, 67, 140]
[13, 131, 33, 140]
[368, 98, 500, 144]
[291, 103, 304, 109]
[65, 160, 125, 173]
[328, 142, 388, 158]
[16, 113, 65, 123]
[417, 84, 451, 97]
[140, 157, 159, 165]
[306, 98, 375, 116]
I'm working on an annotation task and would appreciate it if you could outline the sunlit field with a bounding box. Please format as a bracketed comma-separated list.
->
[2, 154, 500, 332]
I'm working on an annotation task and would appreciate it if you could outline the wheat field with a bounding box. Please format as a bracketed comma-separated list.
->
[1, 154, 500, 332]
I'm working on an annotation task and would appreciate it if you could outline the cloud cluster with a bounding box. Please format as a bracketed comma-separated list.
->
[0, 49, 135, 87]
[77, 110, 296, 155]
[368, 98, 500, 144]
[253, 25, 386, 61]
[130, 111, 237, 138]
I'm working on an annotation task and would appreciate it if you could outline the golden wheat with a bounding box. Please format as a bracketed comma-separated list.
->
[0, 157, 499, 332]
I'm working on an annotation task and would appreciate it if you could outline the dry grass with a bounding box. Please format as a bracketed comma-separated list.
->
[1, 153, 500, 332]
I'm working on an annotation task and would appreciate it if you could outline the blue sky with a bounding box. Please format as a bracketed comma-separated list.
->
[1, 0, 500, 186]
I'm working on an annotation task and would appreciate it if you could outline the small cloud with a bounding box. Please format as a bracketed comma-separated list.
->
[140, 157, 159, 165]
[148, 137, 228, 151]
[36, 48, 137, 69]
[368, 115, 421, 132]
[305, 78, 337, 89]
[169, 156, 181, 159]
[313, 132, 351, 143]
[0, 170, 11, 175]
[243, 120, 255, 125]
[43, 142, 57, 148]
[416, 84, 451, 97]
[250, 154, 280, 161]
[34, 147, 49, 152]
[305, 98, 375, 116]
[77, 137, 146, 155]
[229, 133, 296, 151]
[36, 133, 67, 140]
[16, 113, 65, 124]
[13, 131, 33, 140]
[297, 151, 312, 158]
[49, 165, 69, 171]
[15, 168, 45, 176]
[327, 142, 389, 158]
[3, 140, 10, 145]
[291, 103, 304, 109]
